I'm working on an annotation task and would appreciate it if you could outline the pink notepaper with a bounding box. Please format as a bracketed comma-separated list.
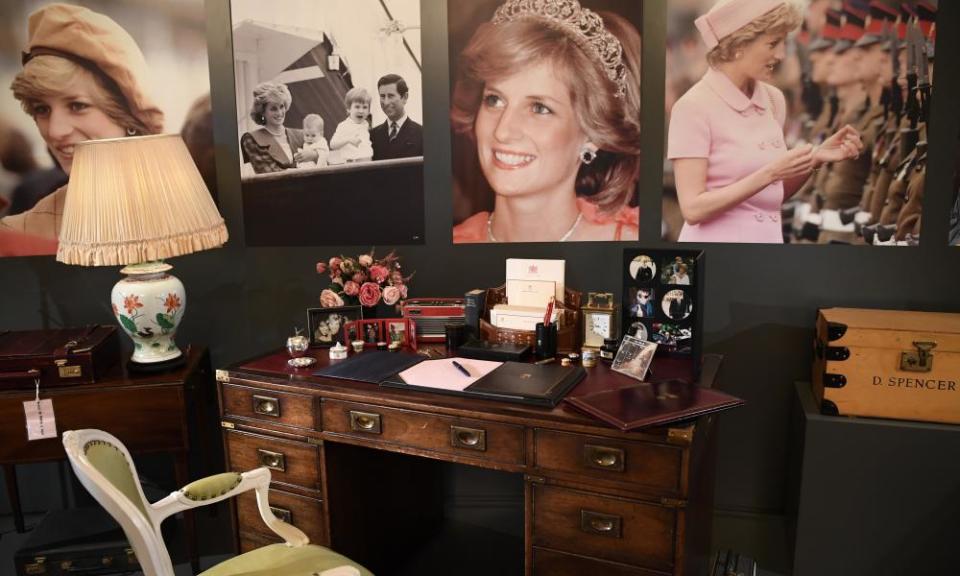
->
[398, 358, 502, 391]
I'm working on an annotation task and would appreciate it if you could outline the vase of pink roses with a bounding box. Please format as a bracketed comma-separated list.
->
[316, 249, 413, 317]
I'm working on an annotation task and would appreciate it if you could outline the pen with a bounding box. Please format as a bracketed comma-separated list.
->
[535, 357, 555, 365]
[451, 360, 471, 377]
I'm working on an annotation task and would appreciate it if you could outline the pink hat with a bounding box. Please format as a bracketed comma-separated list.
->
[695, 0, 787, 50]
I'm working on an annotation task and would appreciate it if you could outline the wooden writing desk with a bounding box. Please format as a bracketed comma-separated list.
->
[0, 347, 212, 567]
[217, 350, 722, 575]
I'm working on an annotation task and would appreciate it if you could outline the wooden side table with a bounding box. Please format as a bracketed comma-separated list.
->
[0, 346, 212, 568]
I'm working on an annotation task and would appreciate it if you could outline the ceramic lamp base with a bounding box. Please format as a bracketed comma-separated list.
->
[111, 262, 186, 364]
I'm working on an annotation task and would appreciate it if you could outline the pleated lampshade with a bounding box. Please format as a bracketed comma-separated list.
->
[56, 133, 228, 266]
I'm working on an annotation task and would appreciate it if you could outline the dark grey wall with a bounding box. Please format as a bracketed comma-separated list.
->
[2, 0, 959, 528]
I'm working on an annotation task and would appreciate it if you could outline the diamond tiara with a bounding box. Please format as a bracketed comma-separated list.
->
[492, 0, 628, 98]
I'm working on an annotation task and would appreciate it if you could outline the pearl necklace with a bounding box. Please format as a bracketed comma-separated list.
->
[487, 212, 583, 242]
[265, 126, 286, 138]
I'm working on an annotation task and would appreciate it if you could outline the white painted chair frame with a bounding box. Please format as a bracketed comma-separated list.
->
[62, 429, 359, 576]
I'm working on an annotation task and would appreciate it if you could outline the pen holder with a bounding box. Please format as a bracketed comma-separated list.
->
[445, 323, 466, 351]
[535, 322, 557, 360]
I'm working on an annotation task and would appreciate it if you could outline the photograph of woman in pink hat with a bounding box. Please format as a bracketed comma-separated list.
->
[0, 1, 213, 255]
[665, 0, 864, 244]
[449, 0, 642, 243]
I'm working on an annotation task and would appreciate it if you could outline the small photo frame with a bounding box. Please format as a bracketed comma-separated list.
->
[662, 289, 692, 321]
[307, 306, 362, 347]
[359, 320, 383, 345]
[661, 256, 695, 285]
[628, 255, 657, 283]
[628, 287, 656, 319]
[385, 319, 409, 345]
[611, 334, 658, 382]
[586, 291, 614, 310]
[582, 307, 616, 349]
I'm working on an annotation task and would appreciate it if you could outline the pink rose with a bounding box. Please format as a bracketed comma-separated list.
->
[359, 254, 373, 266]
[320, 289, 344, 307]
[328, 257, 341, 270]
[358, 282, 382, 307]
[400, 284, 408, 299]
[352, 272, 367, 284]
[369, 264, 389, 283]
[343, 281, 360, 296]
[382, 285, 401, 306]
[315, 262, 327, 274]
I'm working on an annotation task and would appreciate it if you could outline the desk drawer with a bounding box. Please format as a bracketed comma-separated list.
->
[534, 430, 682, 494]
[236, 488, 327, 546]
[532, 484, 675, 572]
[221, 383, 316, 429]
[224, 429, 321, 492]
[533, 547, 668, 576]
[322, 400, 524, 466]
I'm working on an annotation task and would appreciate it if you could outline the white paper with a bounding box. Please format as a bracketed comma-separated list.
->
[24, 398, 57, 441]
[398, 358, 502, 391]
[505, 279, 556, 308]
[506, 258, 565, 303]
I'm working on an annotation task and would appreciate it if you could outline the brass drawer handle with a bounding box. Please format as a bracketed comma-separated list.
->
[450, 426, 486, 451]
[257, 449, 286, 472]
[253, 395, 280, 417]
[270, 506, 292, 524]
[349, 410, 382, 434]
[580, 509, 622, 538]
[584, 444, 625, 472]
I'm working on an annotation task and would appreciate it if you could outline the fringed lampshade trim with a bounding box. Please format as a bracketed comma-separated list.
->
[57, 220, 228, 266]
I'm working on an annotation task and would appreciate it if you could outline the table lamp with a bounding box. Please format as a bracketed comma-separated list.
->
[56, 134, 228, 369]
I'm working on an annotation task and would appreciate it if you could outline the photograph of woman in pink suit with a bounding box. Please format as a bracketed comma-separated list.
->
[667, 0, 863, 243]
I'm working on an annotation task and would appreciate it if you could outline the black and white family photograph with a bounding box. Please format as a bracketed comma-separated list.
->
[0, 0, 215, 257]
[230, 0, 425, 246]
[663, 0, 936, 245]
[448, 0, 643, 243]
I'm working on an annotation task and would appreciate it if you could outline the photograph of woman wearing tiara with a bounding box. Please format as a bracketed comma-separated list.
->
[449, 0, 641, 243]
[667, 0, 863, 243]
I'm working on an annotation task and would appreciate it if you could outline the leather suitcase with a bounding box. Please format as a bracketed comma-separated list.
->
[14, 508, 139, 575]
[812, 307, 960, 425]
[0, 326, 120, 389]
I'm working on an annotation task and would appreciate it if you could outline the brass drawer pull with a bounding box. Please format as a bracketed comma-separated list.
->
[257, 449, 286, 472]
[450, 426, 486, 451]
[253, 395, 280, 417]
[349, 410, 382, 434]
[270, 506, 293, 524]
[584, 444, 625, 472]
[580, 509, 622, 538]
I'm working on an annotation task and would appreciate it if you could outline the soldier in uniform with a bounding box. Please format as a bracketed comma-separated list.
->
[786, 7, 842, 239]
[798, 3, 870, 242]
[817, 2, 891, 243]
[866, 2, 934, 245]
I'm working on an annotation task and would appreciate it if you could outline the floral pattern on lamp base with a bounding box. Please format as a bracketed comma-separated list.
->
[110, 262, 185, 364]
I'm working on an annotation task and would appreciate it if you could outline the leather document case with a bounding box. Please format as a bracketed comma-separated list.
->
[0, 326, 120, 389]
[564, 380, 744, 431]
[465, 362, 585, 407]
[315, 350, 424, 384]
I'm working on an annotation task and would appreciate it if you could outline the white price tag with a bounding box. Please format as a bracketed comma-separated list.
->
[23, 379, 57, 440]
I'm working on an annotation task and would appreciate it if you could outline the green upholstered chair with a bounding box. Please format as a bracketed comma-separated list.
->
[62, 429, 372, 576]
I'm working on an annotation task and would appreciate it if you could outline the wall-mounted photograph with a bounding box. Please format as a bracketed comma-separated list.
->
[449, 0, 642, 243]
[949, 129, 959, 246]
[230, 0, 425, 246]
[0, 0, 215, 257]
[663, 0, 936, 245]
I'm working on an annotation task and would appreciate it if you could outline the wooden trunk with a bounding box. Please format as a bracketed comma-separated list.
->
[812, 308, 960, 424]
